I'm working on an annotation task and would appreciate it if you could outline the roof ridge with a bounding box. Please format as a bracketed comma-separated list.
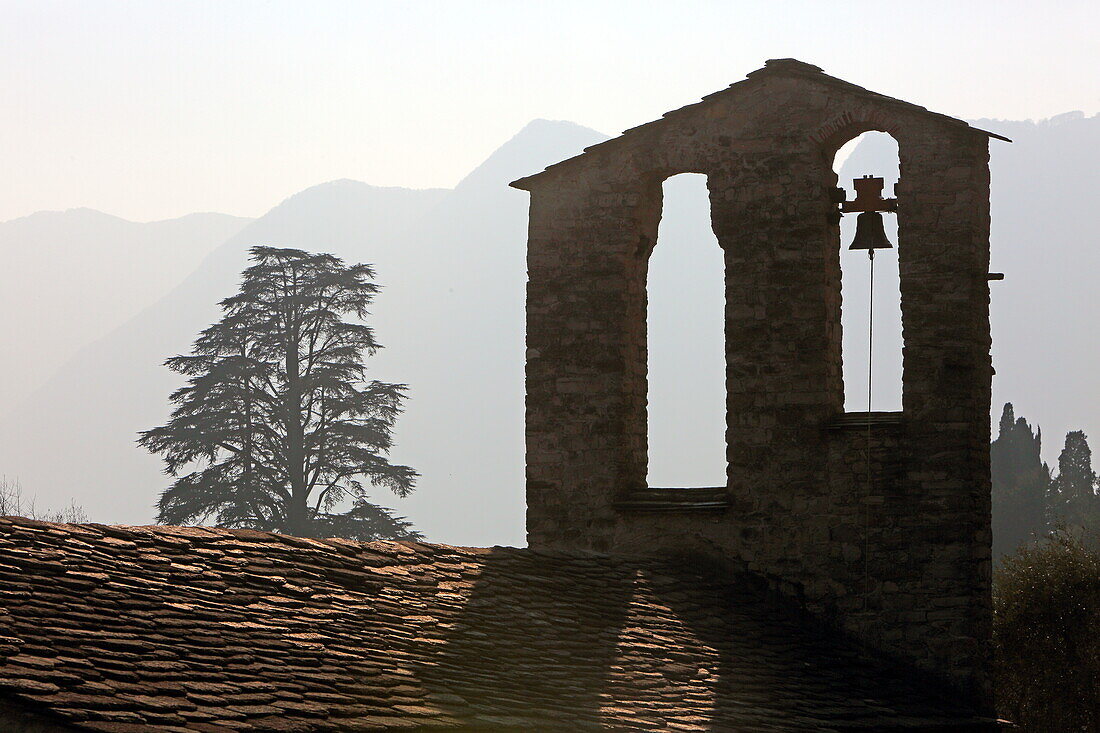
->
[0, 515, 513, 557]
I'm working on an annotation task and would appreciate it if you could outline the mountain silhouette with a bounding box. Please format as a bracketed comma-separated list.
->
[982, 113, 1100, 462]
[1, 114, 1095, 545]
[0, 209, 250, 411]
[0, 121, 606, 545]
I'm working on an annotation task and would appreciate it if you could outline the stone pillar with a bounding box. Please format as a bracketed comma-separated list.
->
[708, 156, 842, 568]
[524, 175, 662, 552]
[894, 128, 993, 705]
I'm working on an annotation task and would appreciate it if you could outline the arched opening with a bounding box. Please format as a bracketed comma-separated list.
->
[834, 132, 903, 413]
[646, 173, 727, 488]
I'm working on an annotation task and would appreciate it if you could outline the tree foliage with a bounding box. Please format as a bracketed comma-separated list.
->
[139, 246, 420, 541]
[990, 404, 1100, 561]
[1047, 431, 1099, 529]
[994, 527, 1100, 731]
[991, 403, 1050, 559]
[988, 406, 1100, 727]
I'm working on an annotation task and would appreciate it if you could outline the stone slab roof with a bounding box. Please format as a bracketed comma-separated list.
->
[511, 58, 1010, 190]
[0, 516, 1002, 732]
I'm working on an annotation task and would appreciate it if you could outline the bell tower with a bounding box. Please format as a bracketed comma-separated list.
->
[512, 59, 1006, 710]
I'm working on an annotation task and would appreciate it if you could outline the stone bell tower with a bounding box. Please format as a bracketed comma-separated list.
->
[511, 59, 1006, 708]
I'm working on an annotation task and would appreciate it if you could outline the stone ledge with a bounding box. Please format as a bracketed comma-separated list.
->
[614, 487, 730, 513]
[825, 411, 904, 430]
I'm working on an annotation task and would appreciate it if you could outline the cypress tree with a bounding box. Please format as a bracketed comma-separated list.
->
[1048, 431, 1099, 529]
[991, 403, 1050, 559]
[139, 246, 420, 540]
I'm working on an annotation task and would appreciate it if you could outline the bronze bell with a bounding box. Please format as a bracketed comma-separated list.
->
[849, 211, 893, 251]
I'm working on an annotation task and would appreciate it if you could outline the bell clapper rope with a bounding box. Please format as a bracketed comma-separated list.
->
[841, 174, 895, 590]
[865, 246, 874, 589]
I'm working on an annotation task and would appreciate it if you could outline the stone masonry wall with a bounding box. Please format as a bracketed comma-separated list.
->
[517, 60, 995, 709]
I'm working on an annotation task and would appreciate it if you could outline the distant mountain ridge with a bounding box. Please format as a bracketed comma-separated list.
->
[453, 119, 601, 191]
[1, 113, 1095, 546]
[978, 112, 1099, 462]
[0, 208, 251, 411]
[0, 120, 607, 546]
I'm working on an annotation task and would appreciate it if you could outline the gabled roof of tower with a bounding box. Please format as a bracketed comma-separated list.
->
[511, 58, 1010, 190]
[0, 516, 1003, 731]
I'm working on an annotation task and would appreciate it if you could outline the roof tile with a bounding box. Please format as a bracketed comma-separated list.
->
[0, 517, 1000, 730]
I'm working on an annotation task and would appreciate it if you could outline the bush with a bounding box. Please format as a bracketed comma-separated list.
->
[994, 527, 1100, 730]
[0, 476, 87, 523]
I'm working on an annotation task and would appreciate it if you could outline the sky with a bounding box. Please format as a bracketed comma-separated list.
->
[3, 0, 1099, 223]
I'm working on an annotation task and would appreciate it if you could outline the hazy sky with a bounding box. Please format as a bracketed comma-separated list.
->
[3, 0, 1099, 223]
